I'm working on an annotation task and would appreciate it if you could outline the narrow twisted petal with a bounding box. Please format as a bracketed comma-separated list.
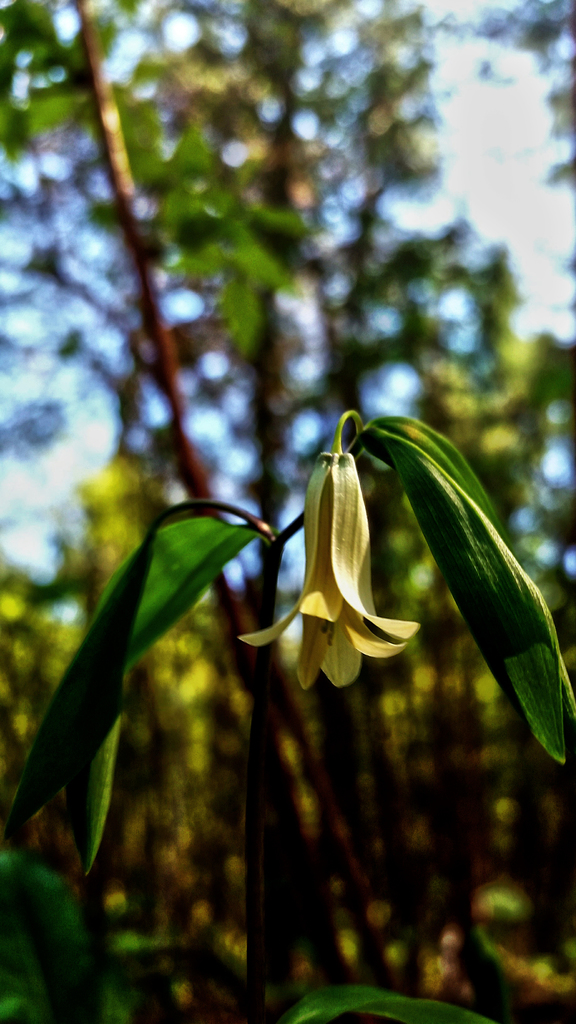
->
[322, 619, 361, 688]
[297, 615, 330, 690]
[331, 454, 419, 641]
[340, 602, 408, 658]
[239, 603, 300, 647]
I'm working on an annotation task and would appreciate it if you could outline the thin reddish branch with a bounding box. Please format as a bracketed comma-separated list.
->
[75, 0, 393, 988]
[77, 0, 209, 500]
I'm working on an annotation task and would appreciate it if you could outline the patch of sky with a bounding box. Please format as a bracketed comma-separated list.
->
[0, 520, 60, 580]
[547, 400, 571, 426]
[328, 28, 358, 57]
[199, 351, 229, 380]
[355, 0, 383, 19]
[433, 36, 574, 341]
[141, 380, 172, 429]
[160, 288, 204, 324]
[187, 405, 229, 452]
[360, 362, 421, 420]
[541, 438, 574, 489]
[294, 67, 323, 95]
[320, 204, 360, 246]
[323, 273, 352, 304]
[105, 29, 152, 84]
[287, 355, 324, 387]
[277, 517, 306, 600]
[222, 384, 251, 426]
[163, 11, 200, 51]
[367, 306, 402, 336]
[225, 443, 258, 480]
[48, 66, 67, 84]
[221, 140, 248, 167]
[276, 287, 327, 352]
[563, 545, 576, 580]
[53, 7, 80, 43]
[50, 599, 83, 626]
[213, 19, 247, 57]
[301, 37, 326, 67]
[535, 538, 560, 568]
[339, 177, 366, 211]
[38, 152, 71, 182]
[442, 322, 480, 354]
[291, 409, 324, 455]
[406, 279, 434, 305]
[258, 97, 284, 125]
[509, 505, 537, 534]
[438, 288, 474, 321]
[0, 392, 118, 576]
[11, 70, 29, 104]
[292, 109, 320, 141]
[15, 50, 32, 68]
[0, 268, 23, 293]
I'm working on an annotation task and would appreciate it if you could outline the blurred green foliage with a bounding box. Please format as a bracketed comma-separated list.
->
[0, 0, 576, 1020]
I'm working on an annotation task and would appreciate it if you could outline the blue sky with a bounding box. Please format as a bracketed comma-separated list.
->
[0, 0, 573, 578]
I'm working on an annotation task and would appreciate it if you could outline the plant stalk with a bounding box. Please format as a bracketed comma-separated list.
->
[245, 515, 301, 1024]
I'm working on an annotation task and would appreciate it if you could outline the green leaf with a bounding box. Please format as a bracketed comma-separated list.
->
[361, 417, 567, 762]
[6, 514, 258, 865]
[126, 517, 258, 669]
[220, 278, 265, 358]
[0, 852, 101, 1024]
[248, 204, 307, 238]
[277, 985, 494, 1024]
[5, 538, 154, 840]
[70, 518, 256, 868]
[229, 226, 290, 288]
[66, 716, 122, 873]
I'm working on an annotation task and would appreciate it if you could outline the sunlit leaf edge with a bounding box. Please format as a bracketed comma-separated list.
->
[276, 985, 495, 1024]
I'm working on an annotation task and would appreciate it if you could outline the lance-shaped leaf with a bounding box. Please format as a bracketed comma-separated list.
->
[361, 417, 572, 763]
[63, 517, 258, 869]
[5, 538, 154, 842]
[277, 985, 494, 1024]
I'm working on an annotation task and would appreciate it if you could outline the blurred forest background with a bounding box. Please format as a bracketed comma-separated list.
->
[1, 0, 576, 1020]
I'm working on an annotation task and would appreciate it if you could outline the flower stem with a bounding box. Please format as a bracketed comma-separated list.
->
[150, 498, 276, 544]
[245, 512, 303, 1024]
[332, 410, 364, 455]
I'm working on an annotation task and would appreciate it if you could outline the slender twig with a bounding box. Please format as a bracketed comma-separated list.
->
[153, 498, 276, 544]
[245, 536, 284, 1024]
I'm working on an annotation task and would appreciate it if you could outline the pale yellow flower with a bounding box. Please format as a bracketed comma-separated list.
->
[240, 451, 419, 688]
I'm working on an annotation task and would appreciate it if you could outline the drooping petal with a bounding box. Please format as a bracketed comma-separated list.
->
[240, 453, 333, 649]
[297, 614, 330, 689]
[340, 602, 408, 659]
[322, 618, 362, 687]
[331, 454, 419, 640]
[239, 603, 300, 647]
[302, 454, 332, 589]
[300, 461, 343, 622]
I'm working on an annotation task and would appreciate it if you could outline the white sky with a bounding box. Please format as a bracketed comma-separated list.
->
[1, 0, 574, 577]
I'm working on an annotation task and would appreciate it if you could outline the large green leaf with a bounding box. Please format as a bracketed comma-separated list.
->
[70, 516, 258, 870]
[6, 514, 258, 869]
[277, 985, 494, 1024]
[361, 417, 571, 762]
[0, 852, 101, 1024]
[5, 538, 154, 841]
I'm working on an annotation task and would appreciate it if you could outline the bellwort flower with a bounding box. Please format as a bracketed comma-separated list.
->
[240, 413, 419, 688]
